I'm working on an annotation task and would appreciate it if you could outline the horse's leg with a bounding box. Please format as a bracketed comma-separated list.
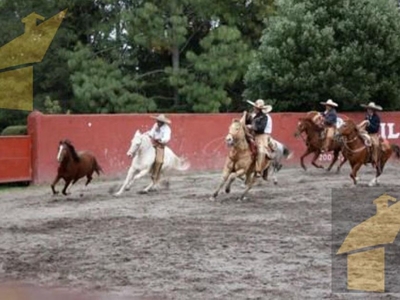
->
[350, 162, 362, 185]
[126, 170, 140, 190]
[225, 169, 246, 194]
[114, 167, 139, 196]
[210, 170, 231, 201]
[311, 150, 324, 169]
[327, 150, 339, 172]
[85, 174, 93, 186]
[51, 175, 61, 195]
[62, 179, 72, 196]
[336, 156, 347, 174]
[141, 181, 155, 194]
[300, 148, 313, 171]
[238, 175, 257, 201]
[370, 151, 389, 186]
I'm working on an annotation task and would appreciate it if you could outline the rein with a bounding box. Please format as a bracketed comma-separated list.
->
[341, 133, 366, 153]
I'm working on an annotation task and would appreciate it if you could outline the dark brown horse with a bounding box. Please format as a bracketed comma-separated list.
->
[295, 113, 347, 172]
[337, 119, 400, 186]
[51, 139, 103, 195]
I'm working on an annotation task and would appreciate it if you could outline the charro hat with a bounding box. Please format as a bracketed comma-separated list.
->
[246, 99, 273, 113]
[320, 99, 338, 107]
[360, 102, 383, 111]
[151, 114, 171, 124]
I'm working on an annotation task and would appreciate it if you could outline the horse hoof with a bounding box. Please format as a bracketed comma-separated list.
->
[225, 188, 231, 194]
[209, 196, 216, 201]
[138, 190, 148, 195]
[273, 181, 278, 185]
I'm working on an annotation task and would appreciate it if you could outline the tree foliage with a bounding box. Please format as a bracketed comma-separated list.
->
[244, 0, 400, 111]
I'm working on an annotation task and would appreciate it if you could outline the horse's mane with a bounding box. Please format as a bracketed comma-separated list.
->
[345, 119, 360, 134]
[300, 117, 319, 128]
[63, 139, 80, 162]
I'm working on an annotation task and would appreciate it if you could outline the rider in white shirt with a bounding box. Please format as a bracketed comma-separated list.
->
[147, 114, 171, 183]
[264, 112, 272, 134]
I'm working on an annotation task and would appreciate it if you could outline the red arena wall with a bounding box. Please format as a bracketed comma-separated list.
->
[26, 111, 400, 184]
[0, 136, 31, 183]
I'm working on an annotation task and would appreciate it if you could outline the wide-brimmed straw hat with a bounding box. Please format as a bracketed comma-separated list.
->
[151, 114, 171, 124]
[246, 99, 273, 113]
[320, 99, 338, 107]
[360, 102, 383, 111]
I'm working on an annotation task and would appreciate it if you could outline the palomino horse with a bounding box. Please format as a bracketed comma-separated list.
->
[114, 130, 190, 196]
[210, 119, 270, 201]
[337, 119, 400, 186]
[295, 112, 347, 172]
[51, 139, 103, 195]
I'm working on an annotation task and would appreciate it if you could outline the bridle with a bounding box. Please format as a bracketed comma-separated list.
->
[338, 127, 366, 153]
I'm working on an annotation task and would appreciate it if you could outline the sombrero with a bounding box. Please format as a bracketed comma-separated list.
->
[246, 99, 273, 113]
[320, 99, 338, 107]
[151, 114, 171, 124]
[360, 102, 383, 111]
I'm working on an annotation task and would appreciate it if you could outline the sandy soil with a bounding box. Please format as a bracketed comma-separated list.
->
[1, 161, 400, 300]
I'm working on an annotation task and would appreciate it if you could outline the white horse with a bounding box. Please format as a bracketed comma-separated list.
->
[114, 130, 190, 196]
[237, 138, 292, 185]
[267, 139, 293, 184]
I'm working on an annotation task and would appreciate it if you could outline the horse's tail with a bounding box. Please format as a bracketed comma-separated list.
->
[390, 144, 400, 159]
[93, 157, 104, 175]
[174, 156, 191, 171]
[281, 144, 293, 160]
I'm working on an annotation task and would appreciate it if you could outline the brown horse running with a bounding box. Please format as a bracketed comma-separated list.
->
[337, 119, 400, 186]
[295, 112, 347, 172]
[210, 118, 270, 201]
[51, 139, 103, 195]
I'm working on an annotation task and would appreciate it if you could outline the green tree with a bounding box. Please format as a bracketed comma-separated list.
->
[244, 0, 400, 111]
[124, 0, 274, 112]
[67, 43, 156, 113]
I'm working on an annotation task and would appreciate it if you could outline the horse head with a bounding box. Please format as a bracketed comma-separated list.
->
[226, 119, 246, 147]
[337, 119, 357, 137]
[295, 118, 307, 136]
[127, 130, 144, 158]
[57, 139, 80, 163]
[296, 118, 320, 136]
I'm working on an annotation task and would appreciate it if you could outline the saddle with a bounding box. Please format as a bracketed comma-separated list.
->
[359, 132, 372, 147]
[319, 127, 338, 140]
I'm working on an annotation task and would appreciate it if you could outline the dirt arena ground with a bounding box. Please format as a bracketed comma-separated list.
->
[1, 161, 400, 299]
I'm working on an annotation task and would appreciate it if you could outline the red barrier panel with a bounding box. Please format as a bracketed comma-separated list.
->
[0, 136, 31, 183]
[27, 111, 400, 184]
